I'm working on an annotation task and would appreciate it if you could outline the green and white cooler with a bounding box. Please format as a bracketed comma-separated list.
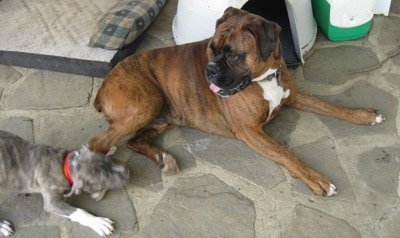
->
[311, 0, 376, 41]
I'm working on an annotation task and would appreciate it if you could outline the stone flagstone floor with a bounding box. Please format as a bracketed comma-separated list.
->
[1, 0, 400, 237]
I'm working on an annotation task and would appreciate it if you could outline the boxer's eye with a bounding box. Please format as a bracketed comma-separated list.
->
[226, 54, 238, 61]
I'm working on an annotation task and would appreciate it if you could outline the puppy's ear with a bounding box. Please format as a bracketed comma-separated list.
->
[81, 144, 91, 152]
[245, 19, 281, 62]
[78, 144, 92, 159]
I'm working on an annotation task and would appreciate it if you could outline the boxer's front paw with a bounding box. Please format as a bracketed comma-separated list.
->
[158, 153, 179, 175]
[311, 181, 338, 197]
[355, 109, 385, 125]
[372, 113, 385, 125]
[302, 170, 338, 197]
[0, 220, 14, 236]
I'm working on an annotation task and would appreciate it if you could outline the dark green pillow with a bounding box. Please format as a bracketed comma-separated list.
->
[88, 0, 166, 50]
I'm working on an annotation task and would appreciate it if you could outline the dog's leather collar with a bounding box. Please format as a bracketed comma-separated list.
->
[252, 67, 282, 86]
[63, 151, 75, 185]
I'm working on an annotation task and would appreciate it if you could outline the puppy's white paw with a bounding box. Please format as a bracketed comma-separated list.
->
[69, 209, 114, 236]
[87, 216, 114, 236]
[327, 184, 337, 197]
[0, 220, 14, 236]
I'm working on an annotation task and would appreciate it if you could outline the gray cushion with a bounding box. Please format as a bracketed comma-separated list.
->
[88, 0, 166, 50]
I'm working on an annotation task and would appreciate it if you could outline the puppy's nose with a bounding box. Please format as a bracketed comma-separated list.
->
[112, 165, 130, 180]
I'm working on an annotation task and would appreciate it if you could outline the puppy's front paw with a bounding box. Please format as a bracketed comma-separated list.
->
[87, 216, 114, 236]
[0, 220, 14, 236]
[69, 209, 114, 236]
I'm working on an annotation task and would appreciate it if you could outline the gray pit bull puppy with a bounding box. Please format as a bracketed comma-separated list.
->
[0, 130, 129, 236]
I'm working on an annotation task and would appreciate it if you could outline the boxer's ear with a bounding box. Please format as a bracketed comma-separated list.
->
[247, 19, 282, 62]
[216, 7, 240, 28]
[224, 6, 236, 14]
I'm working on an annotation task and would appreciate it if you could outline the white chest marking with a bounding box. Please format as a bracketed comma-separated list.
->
[254, 68, 290, 117]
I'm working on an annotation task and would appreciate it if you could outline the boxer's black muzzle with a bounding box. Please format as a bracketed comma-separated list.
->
[205, 61, 251, 97]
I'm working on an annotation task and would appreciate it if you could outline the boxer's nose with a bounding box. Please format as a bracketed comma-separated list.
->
[206, 62, 221, 79]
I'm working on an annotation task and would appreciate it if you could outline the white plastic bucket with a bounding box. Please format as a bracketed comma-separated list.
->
[172, 0, 248, 44]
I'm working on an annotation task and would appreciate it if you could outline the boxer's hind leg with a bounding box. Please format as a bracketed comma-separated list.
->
[126, 119, 179, 175]
[90, 77, 164, 154]
[90, 107, 163, 154]
[286, 90, 384, 125]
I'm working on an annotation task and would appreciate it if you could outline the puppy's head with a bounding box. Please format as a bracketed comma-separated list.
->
[65, 145, 129, 201]
[205, 7, 281, 96]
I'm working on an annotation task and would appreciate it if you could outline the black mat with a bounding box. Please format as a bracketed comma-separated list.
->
[242, 0, 301, 67]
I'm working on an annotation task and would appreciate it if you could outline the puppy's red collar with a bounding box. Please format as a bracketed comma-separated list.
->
[63, 152, 75, 185]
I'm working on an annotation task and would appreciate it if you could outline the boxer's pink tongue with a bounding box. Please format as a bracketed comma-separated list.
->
[209, 83, 221, 93]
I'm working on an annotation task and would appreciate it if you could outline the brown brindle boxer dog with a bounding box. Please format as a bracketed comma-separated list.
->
[90, 7, 384, 196]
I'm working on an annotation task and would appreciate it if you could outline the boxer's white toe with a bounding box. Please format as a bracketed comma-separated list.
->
[373, 114, 385, 125]
[106, 146, 117, 156]
[160, 153, 179, 175]
[327, 184, 337, 196]
[374, 114, 385, 125]
[0, 220, 14, 236]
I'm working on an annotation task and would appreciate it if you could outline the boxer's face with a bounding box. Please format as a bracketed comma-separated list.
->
[205, 7, 281, 96]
